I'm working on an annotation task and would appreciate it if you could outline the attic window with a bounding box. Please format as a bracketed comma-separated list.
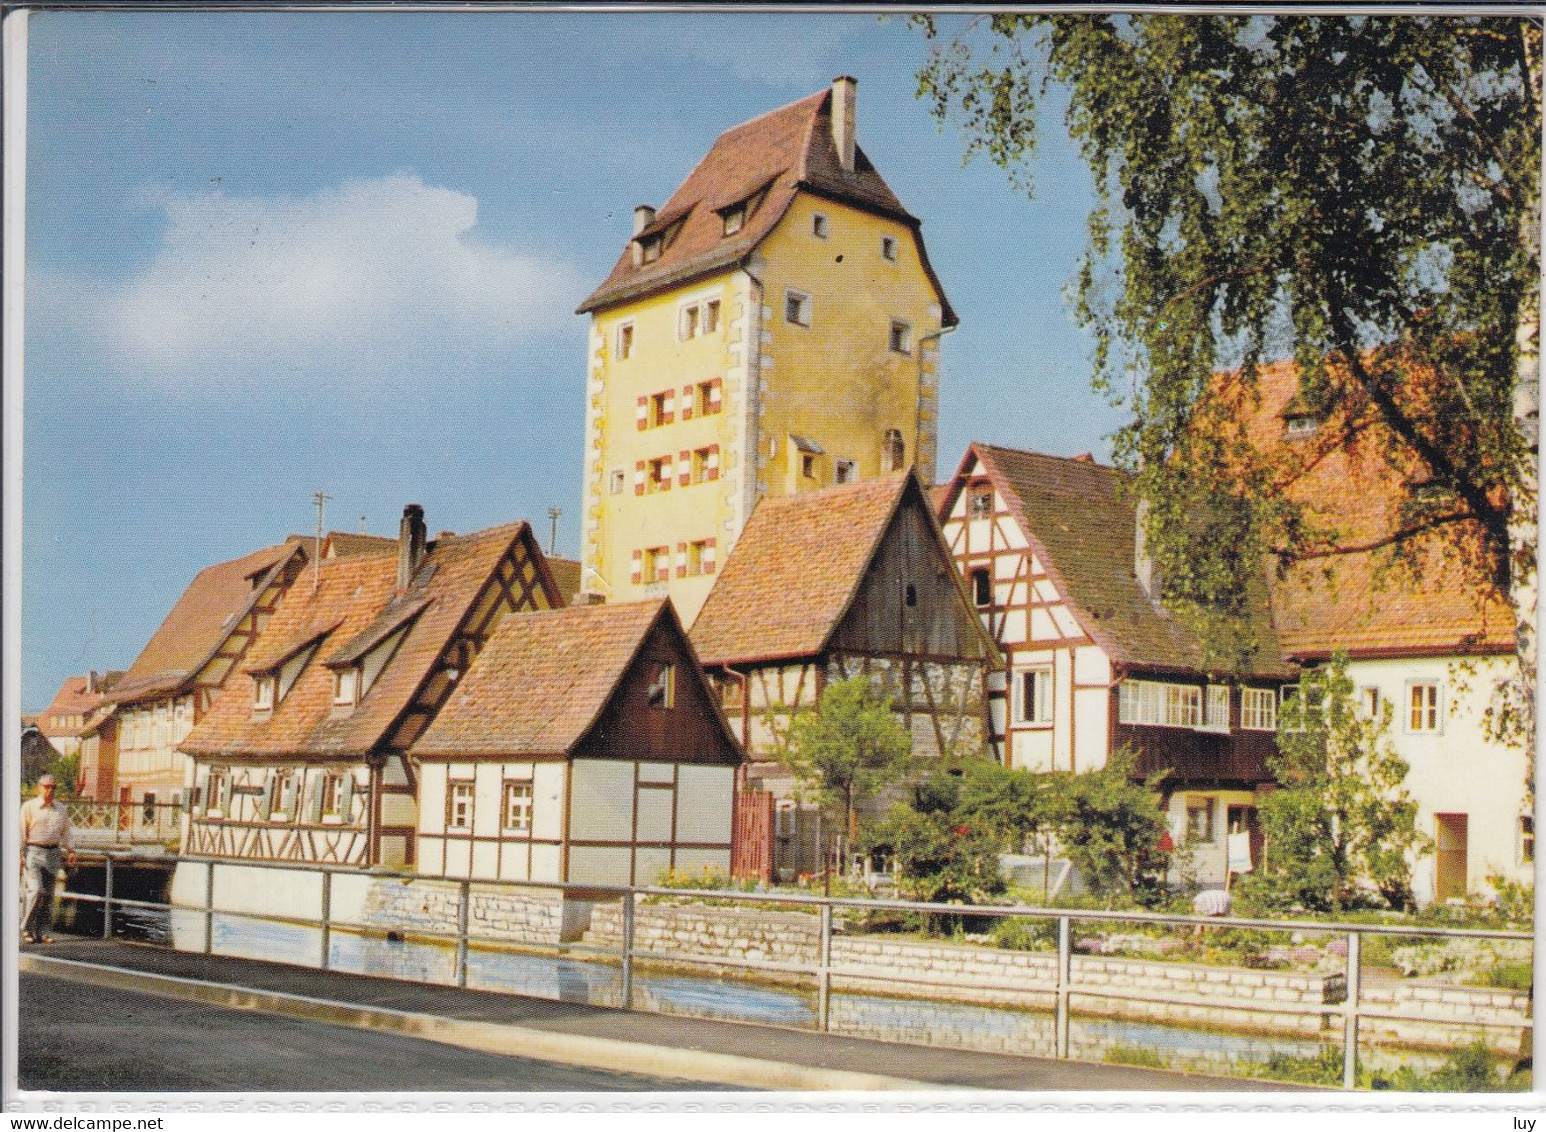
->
[834, 459, 856, 485]
[648, 664, 675, 709]
[253, 676, 276, 711]
[722, 206, 745, 236]
[889, 320, 912, 355]
[1284, 414, 1320, 438]
[970, 488, 993, 519]
[333, 666, 360, 707]
[881, 429, 905, 473]
[785, 290, 812, 327]
[971, 568, 992, 607]
[641, 235, 663, 262]
[881, 235, 898, 262]
[812, 213, 829, 239]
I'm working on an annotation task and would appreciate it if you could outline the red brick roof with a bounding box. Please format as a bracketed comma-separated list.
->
[578, 85, 955, 324]
[181, 522, 545, 760]
[106, 541, 305, 706]
[1226, 359, 1515, 659]
[945, 443, 1289, 678]
[415, 600, 735, 759]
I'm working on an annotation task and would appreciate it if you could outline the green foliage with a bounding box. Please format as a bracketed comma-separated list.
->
[780, 675, 913, 845]
[1104, 1045, 1166, 1069]
[913, 14, 1539, 741]
[1044, 748, 1172, 906]
[1234, 654, 1427, 915]
[1471, 960, 1534, 992]
[863, 774, 1008, 923]
[21, 751, 78, 803]
[991, 915, 1057, 952]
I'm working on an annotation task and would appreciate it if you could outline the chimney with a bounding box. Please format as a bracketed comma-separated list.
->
[398, 503, 427, 592]
[1134, 496, 1162, 605]
[631, 205, 656, 266]
[831, 76, 857, 173]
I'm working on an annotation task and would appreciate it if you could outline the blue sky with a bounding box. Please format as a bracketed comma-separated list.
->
[20, 9, 1120, 712]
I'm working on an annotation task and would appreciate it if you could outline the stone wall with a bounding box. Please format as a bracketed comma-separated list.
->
[363, 877, 573, 944]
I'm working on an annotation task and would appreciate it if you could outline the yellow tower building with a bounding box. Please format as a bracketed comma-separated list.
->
[576, 77, 957, 621]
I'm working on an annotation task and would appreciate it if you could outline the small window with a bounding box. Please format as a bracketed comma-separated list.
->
[446, 780, 474, 831]
[970, 489, 993, 519]
[812, 213, 829, 239]
[254, 676, 276, 711]
[1186, 800, 1215, 844]
[649, 391, 671, 427]
[1408, 680, 1441, 733]
[1204, 685, 1230, 732]
[142, 793, 157, 826]
[834, 459, 856, 485]
[881, 428, 905, 473]
[649, 546, 671, 584]
[321, 773, 348, 822]
[1521, 816, 1535, 864]
[609, 469, 625, 495]
[703, 299, 720, 334]
[903, 583, 918, 607]
[503, 780, 534, 834]
[267, 772, 298, 822]
[205, 769, 228, 818]
[889, 320, 912, 355]
[616, 323, 634, 360]
[971, 568, 992, 607]
[881, 235, 898, 261]
[648, 664, 675, 709]
[333, 667, 360, 707]
[785, 290, 811, 327]
[695, 378, 722, 417]
[689, 538, 716, 576]
[722, 207, 745, 236]
[647, 456, 672, 493]
[679, 304, 699, 340]
[802, 453, 816, 479]
[641, 236, 662, 262]
[1360, 686, 1381, 720]
[1014, 667, 1053, 726]
[1240, 687, 1277, 731]
[1284, 415, 1319, 438]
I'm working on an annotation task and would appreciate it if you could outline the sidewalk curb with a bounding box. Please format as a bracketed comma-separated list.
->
[20, 954, 941, 1092]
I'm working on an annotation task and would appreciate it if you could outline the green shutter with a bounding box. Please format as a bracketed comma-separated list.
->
[339, 775, 355, 822]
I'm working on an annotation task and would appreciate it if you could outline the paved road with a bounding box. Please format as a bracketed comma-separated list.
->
[17, 974, 732, 1093]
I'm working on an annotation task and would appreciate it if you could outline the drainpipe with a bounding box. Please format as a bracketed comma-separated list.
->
[915, 325, 955, 482]
[739, 264, 765, 530]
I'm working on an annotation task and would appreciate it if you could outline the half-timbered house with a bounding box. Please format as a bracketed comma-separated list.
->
[937, 443, 1291, 885]
[690, 470, 998, 873]
[411, 599, 742, 888]
[178, 505, 564, 868]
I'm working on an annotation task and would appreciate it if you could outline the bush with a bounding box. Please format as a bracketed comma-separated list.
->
[1471, 960, 1534, 992]
[992, 916, 1057, 952]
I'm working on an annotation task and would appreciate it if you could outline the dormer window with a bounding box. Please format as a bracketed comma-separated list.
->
[253, 676, 276, 711]
[1284, 414, 1320, 438]
[722, 206, 745, 236]
[333, 666, 360, 707]
[641, 236, 662, 263]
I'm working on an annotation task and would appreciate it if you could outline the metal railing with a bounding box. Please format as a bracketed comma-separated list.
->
[57, 852, 1533, 1091]
[67, 801, 182, 847]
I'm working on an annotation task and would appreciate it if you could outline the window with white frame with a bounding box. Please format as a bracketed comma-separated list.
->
[1204, 685, 1230, 731]
[1240, 687, 1277, 731]
[785, 290, 811, 327]
[502, 780, 534, 834]
[320, 773, 350, 822]
[1013, 667, 1053, 726]
[333, 666, 360, 707]
[266, 771, 298, 822]
[679, 303, 699, 341]
[205, 768, 229, 817]
[254, 675, 276, 711]
[1408, 680, 1441, 733]
[615, 322, 634, 359]
[1186, 800, 1215, 843]
[677, 299, 720, 341]
[648, 664, 676, 709]
[688, 539, 716, 576]
[889, 320, 912, 354]
[446, 780, 474, 831]
[1119, 679, 1204, 729]
[1284, 415, 1320, 438]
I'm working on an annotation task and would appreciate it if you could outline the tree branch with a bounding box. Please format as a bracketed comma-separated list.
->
[1275, 510, 1477, 560]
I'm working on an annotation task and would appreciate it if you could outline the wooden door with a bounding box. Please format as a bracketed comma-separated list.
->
[1435, 812, 1469, 901]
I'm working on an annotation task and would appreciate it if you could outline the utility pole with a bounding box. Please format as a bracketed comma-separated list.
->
[312, 490, 331, 593]
[547, 506, 562, 556]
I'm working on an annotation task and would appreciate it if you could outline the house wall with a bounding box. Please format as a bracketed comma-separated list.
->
[1340, 653, 1530, 904]
[416, 760, 569, 884]
[116, 694, 196, 806]
[184, 759, 371, 866]
[581, 194, 943, 621]
[76, 719, 117, 801]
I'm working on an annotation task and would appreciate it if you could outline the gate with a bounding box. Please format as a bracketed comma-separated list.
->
[731, 788, 773, 882]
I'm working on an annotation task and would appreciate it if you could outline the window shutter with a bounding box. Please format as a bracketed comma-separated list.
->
[634, 461, 646, 496]
[663, 392, 675, 424]
[282, 775, 296, 817]
[308, 775, 325, 823]
[339, 775, 355, 821]
[681, 385, 694, 420]
[707, 445, 720, 481]
[193, 770, 208, 810]
[708, 378, 723, 411]
[676, 542, 688, 578]
[636, 396, 648, 430]
[704, 538, 717, 574]
[660, 456, 672, 491]
[679, 450, 692, 486]
[256, 779, 272, 821]
[631, 550, 643, 585]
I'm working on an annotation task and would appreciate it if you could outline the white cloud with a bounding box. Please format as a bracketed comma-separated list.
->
[99, 174, 584, 383]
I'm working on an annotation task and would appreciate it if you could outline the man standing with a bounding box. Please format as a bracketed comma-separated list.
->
[20, 774, 75, 944]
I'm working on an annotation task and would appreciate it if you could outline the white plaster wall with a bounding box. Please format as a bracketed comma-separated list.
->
[676, 764, 734, 843]
[1345, 655, 1530, 903]
[1073, 687, 1110, 773]
[532, 764, 566, 842]
[569, 760, 635, 842]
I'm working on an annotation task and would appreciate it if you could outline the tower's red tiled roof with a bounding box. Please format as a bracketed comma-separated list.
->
[105, 541, 306, 706]
[578, 85, 955, 324]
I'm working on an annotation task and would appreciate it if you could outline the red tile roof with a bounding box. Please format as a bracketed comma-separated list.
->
[546, 556, 583, 603]
[181, 522, 547, 760]
[415, 600, 735, 759]
[578, 85, 955, 325]
[324, 531, 398, 558]
[105, 541, 305, 705]
[1224, 359, 1515, 659]
[37, 674, 107, 738]
[945, 443, 1289, 678]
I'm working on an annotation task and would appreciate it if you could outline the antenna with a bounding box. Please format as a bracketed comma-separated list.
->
[547, 506, 562, 556]
[312, 490, 331, 593]
[359, 514, 367, 534]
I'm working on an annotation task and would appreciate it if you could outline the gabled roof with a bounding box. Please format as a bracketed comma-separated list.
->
[690, 471, 994, 668]
[181, 521, 550, 760]
[37, 674, 112, 737]
[1224, 359, 1515, 659]
[944, 443, 1288, 678]
[415, 600, 738, 759]
[546, 556, 583, 603]
[578, 84, 955, 324]
[105, 540, 305, 706]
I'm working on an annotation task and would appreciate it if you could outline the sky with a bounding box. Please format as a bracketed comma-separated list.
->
[17, 9, 1122, 712]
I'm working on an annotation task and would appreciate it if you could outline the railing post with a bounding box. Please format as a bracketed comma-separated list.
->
[1342, 929, 1362, 1090]
[455, 880, 470, 989]
[102, 855, 114, 940]
[818, 901, 833, 1032]
[203, 860, 214, 955]
[319, 870, 333, 971]
[1055, 915, 1072, 1060]
[621, 891, 635, 1010]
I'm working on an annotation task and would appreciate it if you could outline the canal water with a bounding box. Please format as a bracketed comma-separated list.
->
[113, 904, 1333, 1076]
